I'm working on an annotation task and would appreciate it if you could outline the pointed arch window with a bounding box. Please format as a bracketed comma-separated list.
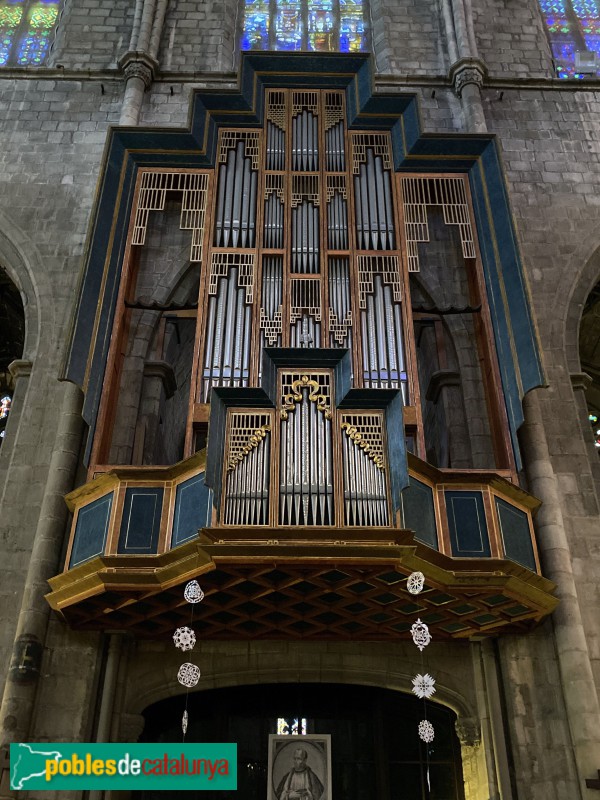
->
[241, 0, 368, 52]
[0, 0, 60, 66]
[540, 0, 600, 77]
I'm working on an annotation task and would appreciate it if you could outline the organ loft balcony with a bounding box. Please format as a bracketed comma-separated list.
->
[47, 352, 557, 640]
[48, 73, 558, 640]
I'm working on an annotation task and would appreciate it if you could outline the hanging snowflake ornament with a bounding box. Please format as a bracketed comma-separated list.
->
[173, 626, 197, 652]
[418, 720, 435, 743]
[182, 709, 189, 735]
[412, 673, 436, 700]
[407, 571, 425, 595]
[184, 580, 205, 604]
[177, 662, 201, 688]
[411, 618, 432, 651]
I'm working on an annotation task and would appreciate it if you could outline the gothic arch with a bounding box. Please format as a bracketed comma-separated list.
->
[0, 214, 45, 364]
[124, 650, 476, 721]
[563, 241, 600, 374]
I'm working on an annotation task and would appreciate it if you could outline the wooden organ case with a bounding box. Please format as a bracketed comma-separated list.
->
[198, 89, 409, 528]
[49, 69, 558, 641]
[91, 87, 515, 531]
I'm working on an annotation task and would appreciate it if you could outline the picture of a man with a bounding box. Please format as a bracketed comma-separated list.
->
[276, 747, 325, 800]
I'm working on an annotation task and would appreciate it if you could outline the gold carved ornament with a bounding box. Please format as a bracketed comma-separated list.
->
[280, 375, 332, 420]
[340, 421, 386, 470]
[227, 424, 271, 472]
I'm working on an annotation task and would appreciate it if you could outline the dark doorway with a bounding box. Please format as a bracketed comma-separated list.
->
[0, 265, 25, 446]
[136, 682, 465, 800]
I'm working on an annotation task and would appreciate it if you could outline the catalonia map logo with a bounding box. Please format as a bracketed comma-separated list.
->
[10, 742, 237, 790]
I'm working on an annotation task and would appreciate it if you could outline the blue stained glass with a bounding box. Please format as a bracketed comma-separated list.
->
[540, 0, 567, 11]
[14, 1, 58, 65]
[540, 0, 600, 78]
[572, 0, 599, 15]
[0, 1, 23, 65]
[274, 0, 302, 50]
[241, 0, 368, 53]
[241, 0, 269, 50]
[584, 32, 600, 52]
[308, 0, 334, 51]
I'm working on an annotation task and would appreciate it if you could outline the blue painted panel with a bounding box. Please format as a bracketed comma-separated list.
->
[69, 493, 113, 568]
[172, 472, 213, 547]
[495, 497, 536, 571]
[401, 478, 438, 550]
[117, 488, 164, 554]
[445, 490, 491, 558]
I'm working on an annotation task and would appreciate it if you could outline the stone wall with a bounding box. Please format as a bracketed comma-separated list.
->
[0, 1, 599, 797]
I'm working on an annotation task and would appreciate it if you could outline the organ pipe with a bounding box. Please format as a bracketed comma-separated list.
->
[214, 141, 257, 248]
[354, 150, 395, 250]
[279, 396, 334, 526]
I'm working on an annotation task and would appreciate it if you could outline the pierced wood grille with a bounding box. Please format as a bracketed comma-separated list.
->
[340, 412, 389, 526]
[400, 176, 476, 272]
[224, 412, 272, 526]
[132, 171, 209, 262]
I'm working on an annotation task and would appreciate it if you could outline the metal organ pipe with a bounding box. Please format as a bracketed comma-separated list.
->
[342, 423, 389, 527]
[225, 415, 271, 526]
[266, 121, 285, 170]
[202, 266, 252, 400]
[214, 141, 257, 248]
[361, 275, 407, 399]
[292, 200, 319, 273]
[326, 121, 345, 172]
[292, 111, 318, 171]
[354, 150, 395, 250]
[279, 399, 333, 526]
[327, 191, 348, 250]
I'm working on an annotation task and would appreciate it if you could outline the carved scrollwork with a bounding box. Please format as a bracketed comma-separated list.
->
[341, 417, 385, 469]
[227, 422, 271, 472]
[280, 374, 332, 420]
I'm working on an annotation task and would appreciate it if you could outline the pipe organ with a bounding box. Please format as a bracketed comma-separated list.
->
[193, 88, 408, 525]
[97, 87, 513, 525]
[200, 88, 408, 401]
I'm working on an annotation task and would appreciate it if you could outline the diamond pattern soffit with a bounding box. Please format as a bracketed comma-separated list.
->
[46, 528, 558, 641]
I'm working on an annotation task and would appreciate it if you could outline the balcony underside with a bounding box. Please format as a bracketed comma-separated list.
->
[46, 527, 557, 641]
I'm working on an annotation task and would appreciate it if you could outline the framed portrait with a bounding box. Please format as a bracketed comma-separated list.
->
[267, 734, 332, 800]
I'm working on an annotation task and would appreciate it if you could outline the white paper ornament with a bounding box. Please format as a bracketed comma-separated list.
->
[411, 618, 432, 651]
[177, 662, 201, 688]
[173, 626, 197, 652]
[407, 571, 425, 595]
[412, 673, 436, 700]
[184, 580, 205, 604]
[182, 710, 189, 735]
[418, 719, 435, 743]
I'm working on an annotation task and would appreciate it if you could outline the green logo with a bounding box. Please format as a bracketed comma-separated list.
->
[10, 743, 237, 791]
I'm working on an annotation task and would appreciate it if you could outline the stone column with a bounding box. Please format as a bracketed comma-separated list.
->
[118, 51, 158, 127]
[5, 360, 32, 436]
[0, 381, 84, 787]
[520, 388, 600, 798]
[470, 641, 510, 800]
[449, 59, 488, 134]
[455, 716, 484, 800]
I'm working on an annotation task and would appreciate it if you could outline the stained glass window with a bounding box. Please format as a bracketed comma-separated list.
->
[277, 717, 308, 735]
[540, 0, 600, 77]
[241, 0, 368, 52]
[0, 0, 59, 67]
